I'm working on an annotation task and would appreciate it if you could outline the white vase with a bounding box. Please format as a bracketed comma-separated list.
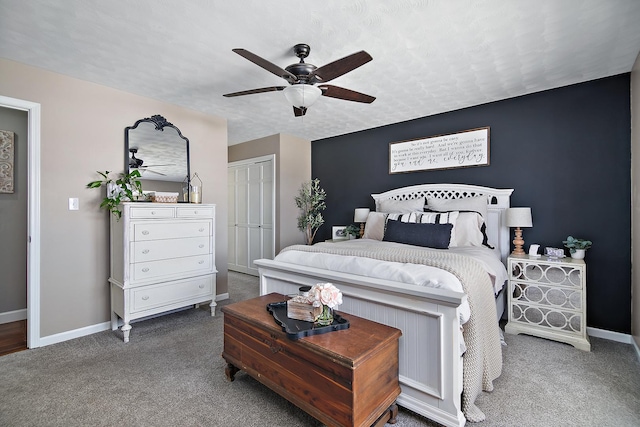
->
[571, 249, 586, 260]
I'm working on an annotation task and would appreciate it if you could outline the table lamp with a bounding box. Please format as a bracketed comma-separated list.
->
[354, 208, 370, 238]
[505, 207, 533, 255]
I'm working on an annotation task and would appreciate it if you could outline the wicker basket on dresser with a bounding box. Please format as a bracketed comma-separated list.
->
[505, 254, 590, 351]
[109, 202, 217, 342]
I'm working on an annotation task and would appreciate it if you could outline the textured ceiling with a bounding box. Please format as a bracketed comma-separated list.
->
[1, 1, 640, 145]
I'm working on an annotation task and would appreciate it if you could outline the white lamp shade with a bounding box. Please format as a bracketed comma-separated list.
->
[354, 208, 370, 223]
[283, 84, 322, 108]
[505, 207, 533, 227]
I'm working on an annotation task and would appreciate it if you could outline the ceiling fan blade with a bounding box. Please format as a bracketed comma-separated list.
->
[232, 48, 297, 81]
[293, 106, 307, 117]
[223, 86, 286, 97]
[313, 51, 372, 82]
[318, 85, 376, 103]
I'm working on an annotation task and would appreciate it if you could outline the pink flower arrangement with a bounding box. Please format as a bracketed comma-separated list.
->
[309, 282, 343, 309]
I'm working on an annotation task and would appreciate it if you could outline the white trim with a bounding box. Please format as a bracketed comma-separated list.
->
[215, 292, 229, 301]
[586, 326, 634, 344]
[0, 309, 27, 324]
[39, 321, 111, 347]
[0, 95, 41, 349]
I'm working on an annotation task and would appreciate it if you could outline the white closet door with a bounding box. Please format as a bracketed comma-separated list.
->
[228, 156, 275, 276]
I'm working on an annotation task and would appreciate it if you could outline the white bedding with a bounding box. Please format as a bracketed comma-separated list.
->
[274, 239, 508, 334]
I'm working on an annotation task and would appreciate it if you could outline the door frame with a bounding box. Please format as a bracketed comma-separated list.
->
[0, 95, 41, 348]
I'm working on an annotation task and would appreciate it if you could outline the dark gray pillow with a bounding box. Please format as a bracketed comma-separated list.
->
[383, 220, 453, 249]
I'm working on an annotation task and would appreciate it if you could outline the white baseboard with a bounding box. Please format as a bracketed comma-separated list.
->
[587, 326, 633, 344]
[39, 321, 111, 347]
[0, 309, 27, 324]
[37, 298, 230, 348]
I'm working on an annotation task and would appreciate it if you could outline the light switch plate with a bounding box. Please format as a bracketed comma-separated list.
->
[68, 198, 79, 211]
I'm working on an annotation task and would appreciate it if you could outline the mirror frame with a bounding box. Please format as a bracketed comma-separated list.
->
[124, 114, 191, 201]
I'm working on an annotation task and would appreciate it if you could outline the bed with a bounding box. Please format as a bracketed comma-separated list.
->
[254, 183, 514, 427]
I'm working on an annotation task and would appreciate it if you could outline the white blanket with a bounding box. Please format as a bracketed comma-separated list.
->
[275, 239, 507, 326]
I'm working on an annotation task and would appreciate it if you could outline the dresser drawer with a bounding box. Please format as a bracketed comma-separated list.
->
[131, 255, 213, 282]
[131, 275, 213, 313]
[129, 206, 175, 219]
[132, 221, 211, 241]
[130, 237, 210, 263]
[177, 206, 214, 218]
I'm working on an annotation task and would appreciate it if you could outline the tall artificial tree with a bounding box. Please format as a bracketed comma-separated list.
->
[295, 178, 327, 245]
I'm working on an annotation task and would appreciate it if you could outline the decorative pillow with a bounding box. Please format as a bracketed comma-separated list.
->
[386, 211, 458, 247]
[426, 196, 488, 220]
[362, 212, 388, 240]
[378, 197, 425, 214]
[383, 220, 453, 249]
[451, 212, 485, 247]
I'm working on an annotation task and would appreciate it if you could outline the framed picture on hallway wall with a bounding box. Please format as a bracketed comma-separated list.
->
[0, 130, 15, 193]
[389, 126, 490, 173]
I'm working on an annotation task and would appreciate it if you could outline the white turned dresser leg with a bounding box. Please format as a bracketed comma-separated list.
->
[209, 300, 217, 316]
[121, 323, 132, 343]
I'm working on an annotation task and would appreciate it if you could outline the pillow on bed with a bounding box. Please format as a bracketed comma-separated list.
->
[386, 211, 458, 246]
[383, 220, 453, 249]
[451, 212, 485, 247]
[378, 197, 425, 213]
[425, 196, 488, 220]
[362, 212, 388, 240]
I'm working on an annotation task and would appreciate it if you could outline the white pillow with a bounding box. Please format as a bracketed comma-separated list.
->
[363, 212, 388, 240]
[451, 212, 485, 247]
[426, 196, 488, 220]
[378, 197, 425, 214]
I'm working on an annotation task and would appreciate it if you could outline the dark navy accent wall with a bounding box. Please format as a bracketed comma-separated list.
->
[312, 74, 631, 334]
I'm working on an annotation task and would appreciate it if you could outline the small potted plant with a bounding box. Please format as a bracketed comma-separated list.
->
[343, 224, 360, 239]
[563, 236, 592, 259]
[86, 170, 143, 220]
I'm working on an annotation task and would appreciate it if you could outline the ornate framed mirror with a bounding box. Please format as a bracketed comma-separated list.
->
[125, 115, 190, 201]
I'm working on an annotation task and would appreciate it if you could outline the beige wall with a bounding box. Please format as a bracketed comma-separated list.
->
[229, 133, 311, 253]
[632, 52, 640, 351]
[0, 58, 228, 338]
[0, 107, 28, 314]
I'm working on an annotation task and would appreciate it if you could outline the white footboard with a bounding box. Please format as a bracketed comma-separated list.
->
[255, 259, 467, 427]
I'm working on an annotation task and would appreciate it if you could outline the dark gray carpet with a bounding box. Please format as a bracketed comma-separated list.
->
[1, 271, 638, 427]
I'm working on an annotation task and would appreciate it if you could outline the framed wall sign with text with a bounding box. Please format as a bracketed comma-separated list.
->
[389, 127, 490, 174]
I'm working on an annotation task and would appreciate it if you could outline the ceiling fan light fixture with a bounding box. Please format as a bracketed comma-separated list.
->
[283, 84, 322, 108]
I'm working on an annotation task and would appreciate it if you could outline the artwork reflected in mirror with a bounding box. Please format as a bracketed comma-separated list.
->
[125, 115, 190, 201]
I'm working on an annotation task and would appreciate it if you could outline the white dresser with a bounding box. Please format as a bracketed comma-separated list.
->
[109, 202, 217, 342]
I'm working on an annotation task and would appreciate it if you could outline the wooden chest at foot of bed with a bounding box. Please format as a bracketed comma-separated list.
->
[222, 293, 402, 427]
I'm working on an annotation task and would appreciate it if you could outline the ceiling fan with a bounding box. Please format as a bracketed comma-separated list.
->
[128, 148, 169, 176]
[223, 43, 375, 116]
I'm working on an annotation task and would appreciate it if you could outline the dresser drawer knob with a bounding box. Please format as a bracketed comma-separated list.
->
[142, 230, 150, 235]
[142, 267, 150, 273]
[151, 211, 156, 215]
[194, 210, 198, 214]
[198, 260, 204, 265]
[199, 227, 205, 232]
[142, 249, 150, 254]
[199, 284, 205, 289]
[142, 295, 149, 301]
[199, 244, 204, 248]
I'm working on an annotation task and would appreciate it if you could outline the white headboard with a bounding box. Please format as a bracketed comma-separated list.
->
[371, 183, 514, 263]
